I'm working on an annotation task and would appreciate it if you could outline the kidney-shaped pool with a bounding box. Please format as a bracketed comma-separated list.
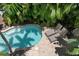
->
[0, 24, 42, 53]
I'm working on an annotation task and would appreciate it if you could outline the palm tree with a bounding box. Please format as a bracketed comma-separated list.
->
[0, 16, 13, 55]
[0, 31, 13, 55]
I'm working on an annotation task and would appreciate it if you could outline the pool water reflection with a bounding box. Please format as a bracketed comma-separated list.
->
[0, 24, 42, 53]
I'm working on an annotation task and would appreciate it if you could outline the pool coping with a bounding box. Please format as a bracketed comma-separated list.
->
[1, 24, 42, 33]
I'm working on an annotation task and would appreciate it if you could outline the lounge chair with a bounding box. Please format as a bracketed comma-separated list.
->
[45, 23, 68, 43]
[56, 27, 68, 38]
[45, 23, 63, 36]
[72, 28, 79, 38]
[54, 23, 63, 31]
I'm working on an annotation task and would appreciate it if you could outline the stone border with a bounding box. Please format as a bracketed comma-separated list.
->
[1, 26, 15, 33]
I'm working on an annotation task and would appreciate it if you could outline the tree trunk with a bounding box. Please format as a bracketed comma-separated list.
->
[0, 31, 13, 55]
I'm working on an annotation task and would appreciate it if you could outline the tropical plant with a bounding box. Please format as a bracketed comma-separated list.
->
[66, 39, 79, 55]
[59, 4, 79, 30]
[28, 4, 77, 27]
[0, 4, 29, 26]
[0, 3, 79, 28]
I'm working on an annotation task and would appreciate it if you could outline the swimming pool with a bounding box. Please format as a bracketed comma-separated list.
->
[0, 24, 42, 53]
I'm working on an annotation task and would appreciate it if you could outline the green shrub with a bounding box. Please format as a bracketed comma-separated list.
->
[27, 4, 75, 27]
[66, 39, 79, 55]
[1, 4, 29, 26]
[60, 4, 79, 29]
[0, 52, 8, 56]
[0, 3, 79, 28]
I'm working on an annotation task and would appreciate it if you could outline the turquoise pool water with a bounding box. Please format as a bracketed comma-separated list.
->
[0, 24, 42, 53]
